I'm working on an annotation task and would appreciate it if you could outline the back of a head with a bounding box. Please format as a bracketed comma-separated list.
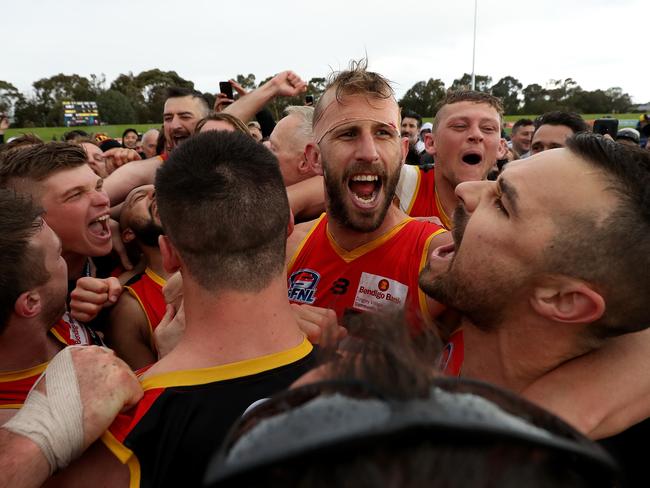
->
[432, 90, 504, 130]
[534, 111, 589, 135]
[0, 142, 87, 194]
[0, 189, 48, 330]
[554, 133, 650, 338]
[313, 59, 394, 128]
[205, 312, 617, 488]
[155, 130, 289, 292]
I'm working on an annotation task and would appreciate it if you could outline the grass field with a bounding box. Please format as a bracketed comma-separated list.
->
[4, 124, 161, 142]
[4, 113, 643, 141]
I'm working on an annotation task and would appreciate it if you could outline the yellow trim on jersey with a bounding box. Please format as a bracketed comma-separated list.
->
[418, 228, 448, 327]
[405, 167, 423, 215]
[140, 337, 313, 390]
[144, 267, 167, 287]
[0, 404, 21, 409]
[434, 188, 452, 230]
[0, 362, 47, 382]
[50, 327, 67, 346]
[101, 430, 141, 488]
[287, 214, 326, 271]
[327, 218, 412, 264]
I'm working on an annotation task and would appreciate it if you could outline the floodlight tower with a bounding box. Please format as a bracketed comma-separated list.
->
[471, 0, 478, 91]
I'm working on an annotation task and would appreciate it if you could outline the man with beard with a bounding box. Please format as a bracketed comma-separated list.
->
[105, 185, 169, 369]
[287, 61, 450, 328]
[0, 190, 102, 425]
[396, 91, 503, 229]
[419, 134, 650, 482]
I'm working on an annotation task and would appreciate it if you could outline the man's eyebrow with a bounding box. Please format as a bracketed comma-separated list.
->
[498, 177, 519, 216]
[61, 185, 87, 198]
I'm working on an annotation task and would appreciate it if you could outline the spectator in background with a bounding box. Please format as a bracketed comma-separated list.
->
[140, 128, 160, 159]
[0, 113, 9, 145]
[530, 111, 589, 155]
[615, 128, 641, 147]
[401, 109, 426, 164]
[636, 114, 650, 147]
[509, 118, 534, 158]
[63, 129, 89, 142]
[121, 128, 139, 149]
[247, 121, 263, 142]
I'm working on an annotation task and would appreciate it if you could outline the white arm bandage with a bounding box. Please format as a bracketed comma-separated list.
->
[3, 346, 84, 474]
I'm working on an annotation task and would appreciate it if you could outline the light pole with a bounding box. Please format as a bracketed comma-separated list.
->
[471, 0, 478, 90]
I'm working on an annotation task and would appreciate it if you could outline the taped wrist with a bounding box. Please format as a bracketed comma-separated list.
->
[3, 346, 84, 474]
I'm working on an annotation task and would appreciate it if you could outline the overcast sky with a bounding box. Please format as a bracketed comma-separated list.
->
[4, 0, 647, 106]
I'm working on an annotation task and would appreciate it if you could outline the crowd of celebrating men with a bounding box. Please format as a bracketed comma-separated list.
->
[0, 61, 649, 487]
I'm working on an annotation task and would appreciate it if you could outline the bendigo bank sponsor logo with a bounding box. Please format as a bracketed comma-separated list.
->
[357, 285, 403, 305]
[288, 269, 321, 304]
[378, 279, 389, 292]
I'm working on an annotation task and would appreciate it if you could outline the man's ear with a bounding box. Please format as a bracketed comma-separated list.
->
[159, 235, 182, 274]
[400, 136, 409, 164]
[305, 143, 323, 176]
[424, 131, 435, 156]
[14, 291, 42, 319]
[530, 277, 605, 324]
[297, 150, 311, 175]
[122, 227, 136, 244]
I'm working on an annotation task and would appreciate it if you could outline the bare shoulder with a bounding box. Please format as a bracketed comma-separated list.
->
[286, 219, 318, 262]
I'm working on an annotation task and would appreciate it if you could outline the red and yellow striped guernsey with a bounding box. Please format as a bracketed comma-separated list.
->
[287, 214, 446, 330]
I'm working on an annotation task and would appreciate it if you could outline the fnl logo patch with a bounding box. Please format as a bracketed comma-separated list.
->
[288, 269, 321, 304]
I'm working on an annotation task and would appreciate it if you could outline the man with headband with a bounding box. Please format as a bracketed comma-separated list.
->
[287, 60, 451, 330]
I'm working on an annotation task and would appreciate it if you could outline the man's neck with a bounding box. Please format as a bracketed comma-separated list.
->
[63, 251, 89, 281]
[461, 315, 592, 393]
[326, 204, 408, 252]
[145, 273, 304, 376]
[433, 170, 458, 221]
[140, 245, 171, 280]
[0, 318, 62, 371]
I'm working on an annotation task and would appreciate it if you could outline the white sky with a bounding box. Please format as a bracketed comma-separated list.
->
[4, 0, 648, 106]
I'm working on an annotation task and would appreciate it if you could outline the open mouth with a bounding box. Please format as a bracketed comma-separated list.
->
[88, 214, 111, 240]
[347, 174, 382, 209]
[461, 152, 482, 165]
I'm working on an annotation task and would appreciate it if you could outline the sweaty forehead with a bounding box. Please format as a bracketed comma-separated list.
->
[436, 101, 500, 125]
[314, 92, 400, 142]
[164, 96, 202, 116]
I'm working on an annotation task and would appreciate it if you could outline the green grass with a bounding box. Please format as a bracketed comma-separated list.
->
[6, 113, 643, 141]
[4, 124, 161, 142]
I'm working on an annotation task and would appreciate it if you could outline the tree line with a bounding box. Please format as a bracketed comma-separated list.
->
[0, 70, 636, 128]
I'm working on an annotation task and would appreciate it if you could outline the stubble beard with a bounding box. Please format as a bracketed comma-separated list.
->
[323, 160, 401, 234]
